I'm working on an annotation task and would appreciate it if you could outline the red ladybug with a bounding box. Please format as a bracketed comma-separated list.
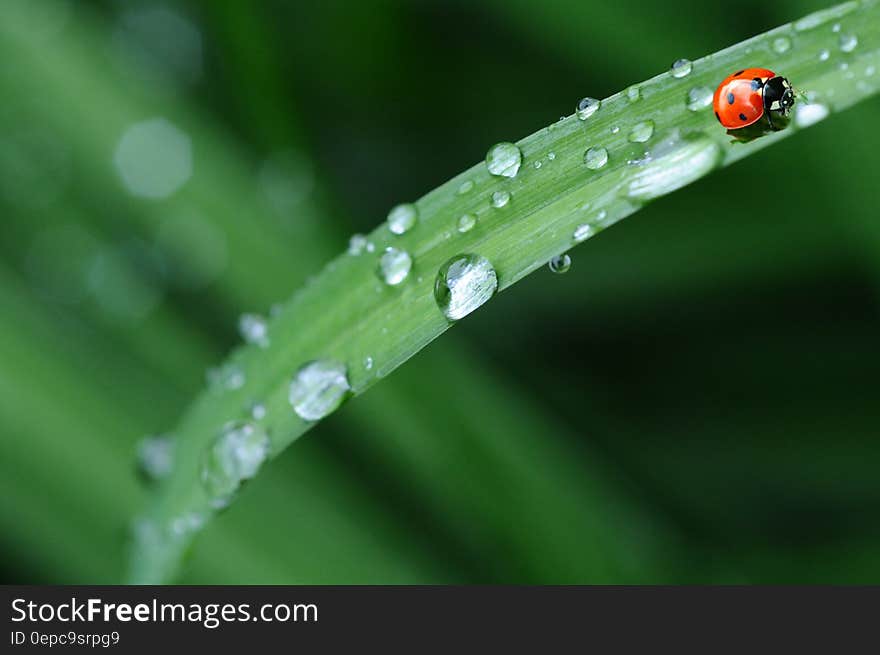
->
[713, 68, 795, 131]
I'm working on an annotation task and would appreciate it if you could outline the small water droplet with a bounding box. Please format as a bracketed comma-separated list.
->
[170, 512, 206, 537]
[491, 190, 511, 208]
[547, 152, 556, 161]
[201, 422, 270, 508]
[377, 247, 412, 286]
[533, 160, 542, 169]
[670, 58, 692, 78]
[583, 147, 608, 170]
[485, 142, 522, 178]
[457, 180, 474, 195]
[457, 214, 477, 233]
[866, 65, 876, 77]
[576, 97, 601, 120]
[832, 22, 841, 33]
[364, 356, 374, 371]
[289, 360, 351, 421]
[386, 203, 419, 235]
[137, 434, 174, 482]
[626, 86, 641, 102]
[548, 254, 571, 274]
[794, 103, 830, 128]
[573, 223, 594, 243]
[686, 86, 714, 111]
[207, 363, 245, 390]
[348, 234, 369, 255]
[818, 48, 830, 61]
[434, 254, 498, 321]
[238, 313, 269, 348]
[839, 33, 858, 52]
[772, 36, 792, 54]
[628, 120, 654, 143]
[626, 132, 722, 202]
[249, 401, 266, 420]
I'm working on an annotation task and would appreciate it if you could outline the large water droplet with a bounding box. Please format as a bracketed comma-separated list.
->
[201, 422, 270, 508]
[576, 97, 600, 120]
[670, 58, 692, 78]
[114, 118, 192, 199]
[628, 120, 654, 143]
[386, 203, 418, 235]
[839, 33, 858, 52]
[457, 214, 477, 233]
[584, 147, 608, 170]
[686, 86, 713, 112]
[772, 36, 792, 53]
[238, 313, 269, 348]
[485, 142, 522, 178]
[548, 254, 571, 274]
[137, 434, 174, 482]
[626, 132, 722, 202]
[434, 254, 498, 321]
[491, 190, 511, 208]
[289, 360, 351, 421]
[795, 103, 830, 128]
[377, 247, 412, 286]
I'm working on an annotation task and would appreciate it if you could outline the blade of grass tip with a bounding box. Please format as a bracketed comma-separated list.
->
[131, 1, 880, 582]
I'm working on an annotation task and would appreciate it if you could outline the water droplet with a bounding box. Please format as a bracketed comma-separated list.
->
[628, 120, 654, 143]
[794, 103, 830, 128]
[866, 65, 876, 77]
[249, 402, 266, 420]
[377, 247, 412, 286]
[576, 97, 601, 120]
[114, 118, 192, 199]
[457, 214, 477, 233]
[686, 86, 714, 111]
[170, 512, 206, 538]
[137, 434, 174, 481]
[364, 356, 374, 371]
[238, 313, 269, 348]
[818, 48, 830, 61]
[289, 360, 351, 421]
[348, 234, 369, 255]
[547, 152, 556, 161]
[839, 33, 858, 52]
[491, 190, 511, 208]
[386, 203, 418, 235]
[626, 132, 722, 202]
[548, 254, 571, 274]
[533, 161, 542, 169]
[573, 223, 594, 243]
[201, 422, 270, 507]
[485, 142, 522, 178]
[772, 36, 792, 54]
[207, 363, 245, 390]
[434, 254, 498, 321]
[457, 180, 474, 195]
[670, 58, 692, 78]
[832, 22, 841, 33]
[583, 147, 608, 170]
[626, 86, 641, 102]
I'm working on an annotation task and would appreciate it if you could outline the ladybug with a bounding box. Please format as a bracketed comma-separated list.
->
[713, 68, 795, 131]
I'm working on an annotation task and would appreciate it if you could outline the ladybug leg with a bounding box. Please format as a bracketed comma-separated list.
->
[765, 110, 776, 131]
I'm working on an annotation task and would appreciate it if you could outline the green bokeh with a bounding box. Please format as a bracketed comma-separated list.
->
[0, 0, 878, 584]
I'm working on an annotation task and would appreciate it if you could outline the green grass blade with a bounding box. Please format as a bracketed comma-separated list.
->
[131, 1, 880, 582]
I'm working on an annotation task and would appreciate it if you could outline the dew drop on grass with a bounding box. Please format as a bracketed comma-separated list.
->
[249, 401, 266, 420]
[457, 180, 474, 195]
[628, 120, 654, 143]
[548, 254, 571, 274]
[289, 360, 351, 421]
[434, 254, 498, 321]
[573, 223, 594, 243]
[839, 33, 858, 52]
[485, 142, 522, 178]
[670, 58, 692, 78]
[238, 313, 269, 348]
[533, 161, 542, 169]
[610, 126, 620, 134]
[795, 103, 830, 127]
[626, 86, 641, 102]
[386, 203, 418, 235]
[772, 36, 792, 53]
[377, 247, 412, 286]
[207, 363, 245, 390]
[819, 48, 830, 61]
[686, 86, 714, 111]
[491, 190, 510, 208]
[576, 97, 600, 120]
[136, 434, 174, 482]
[364, 356, 374, 371]
[626, 132, 722, 202]
[201, 422, 270, 508]
[348, 234, 369, 255]
[583, 147, 608, 170]
[547, 152, 556, 161]
[457, 214, 477, 233]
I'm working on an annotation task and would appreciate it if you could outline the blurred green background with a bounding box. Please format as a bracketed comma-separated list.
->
[1, 0, 878, 584]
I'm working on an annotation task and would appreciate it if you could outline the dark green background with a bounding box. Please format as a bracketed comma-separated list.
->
[1, 0, 878, 583]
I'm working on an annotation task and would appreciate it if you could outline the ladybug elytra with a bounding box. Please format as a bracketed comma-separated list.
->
[713, 68, 795, 131]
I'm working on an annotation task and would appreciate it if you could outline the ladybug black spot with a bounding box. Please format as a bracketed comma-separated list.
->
[739, 113, 748, 121]
[727, 92, 735, 105]
[734, 69, 745, 76]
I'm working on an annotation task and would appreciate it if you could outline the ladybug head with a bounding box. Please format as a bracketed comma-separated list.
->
[764, 76, 796, 115]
